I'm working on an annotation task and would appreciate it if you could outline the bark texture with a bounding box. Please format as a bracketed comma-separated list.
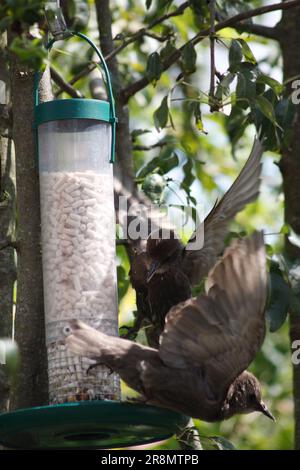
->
[279, 4, 300, 450]
[0, 33, 16, 412]
[8, 48, 53, 408]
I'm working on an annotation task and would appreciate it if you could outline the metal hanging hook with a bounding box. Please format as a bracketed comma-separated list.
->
[37, 4, 117, 163]
[44, 0, 69, 40]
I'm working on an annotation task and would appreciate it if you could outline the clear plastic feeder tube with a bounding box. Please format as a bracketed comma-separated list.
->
[38, 118, 120, 404]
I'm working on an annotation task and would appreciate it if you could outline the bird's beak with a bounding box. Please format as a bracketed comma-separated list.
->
[259, 401, 276, 421]
[147, 260, 161, 283]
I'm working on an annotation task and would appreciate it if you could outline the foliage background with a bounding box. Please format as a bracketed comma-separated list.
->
[0, 0, 298, 450]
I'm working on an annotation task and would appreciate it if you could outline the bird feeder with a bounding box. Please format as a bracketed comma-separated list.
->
[36, 32, 120, 406]
[0, 29, 186, 449]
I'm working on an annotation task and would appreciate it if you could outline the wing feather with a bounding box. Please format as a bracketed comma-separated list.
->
[183, 139, 264, 286]
[159, 231, 267, 397]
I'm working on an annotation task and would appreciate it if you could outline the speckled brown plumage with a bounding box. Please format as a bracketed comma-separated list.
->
[129, 139, 264, 345]
[67, 232, 274, 422]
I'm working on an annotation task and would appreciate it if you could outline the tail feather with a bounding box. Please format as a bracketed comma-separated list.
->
[67, 320, 129, 368]
[66, 320, 159, 394]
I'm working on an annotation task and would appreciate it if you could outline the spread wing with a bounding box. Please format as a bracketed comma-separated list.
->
[159, 231, 267, 397]
[182, 138, 263, 286]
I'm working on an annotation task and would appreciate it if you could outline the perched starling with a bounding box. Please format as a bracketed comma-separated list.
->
[129, 138, 263, 345]
[67, 232, 275, 422]
[129, 233, 191, 346]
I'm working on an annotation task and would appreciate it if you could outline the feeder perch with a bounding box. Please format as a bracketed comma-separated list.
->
[0, 26, 186, 449]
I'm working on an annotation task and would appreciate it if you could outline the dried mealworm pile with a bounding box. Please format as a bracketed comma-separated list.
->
[40, 170, 120, 403]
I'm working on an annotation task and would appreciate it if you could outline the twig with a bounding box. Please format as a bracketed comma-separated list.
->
[50, 66, 83, 98]
[55, 2, 190, 96]
[104, 1, 189, 63]
[56, 62, 96, 97]
[121, 0, 300, 103]
[209, 0, 216, 112]
[133, 141, 168, 151]
[0, 239, 19, 252]
[143, 31, 173, 42]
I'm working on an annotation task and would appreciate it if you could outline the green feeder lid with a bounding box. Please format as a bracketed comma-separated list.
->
[0, 400, 188, 449]
[34, 98, 111, 126]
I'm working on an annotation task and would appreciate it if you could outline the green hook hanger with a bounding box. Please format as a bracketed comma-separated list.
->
[35, 31, 117, 163]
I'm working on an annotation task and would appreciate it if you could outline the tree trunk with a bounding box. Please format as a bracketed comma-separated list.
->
[0, 33, 16, 413]
[279, 4, 300, 450]
[8, 41, 53, 408]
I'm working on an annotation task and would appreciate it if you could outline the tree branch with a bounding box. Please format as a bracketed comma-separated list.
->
[133, 141, 168, 151]
[121, 0, 300, 103]
[105, 1, 189, 64]
[143, 31, 173, 42]
[209, 0, 216, 112]
[235, 23, 281, 41]
[56, 63, 95, 97]
[55, 2, 190, 96]
[50, 66, 83, 98]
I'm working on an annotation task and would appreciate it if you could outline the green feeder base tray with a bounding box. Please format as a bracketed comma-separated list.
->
[0, 400, 188, 449]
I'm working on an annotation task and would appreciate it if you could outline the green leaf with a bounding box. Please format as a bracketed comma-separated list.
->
[266, 269, 290, 333]
[153, 95, 169, 131]
[250, 89, 281, 150]
[117, 266, 130, 301]
[256, 75, 283, 96]
[131, 129, 151, 142]
[215, 72, 235, 101]
[236, 71, 255, 108]
[160, 40, 177, 62]
[274, 97, 296, 148]
[225, 105, 249, 155]
[229, 39, 243, 68]
[189, 102, 205, 132]
[280, 223, 290, 235]
[146, 0, 152, 9]
[255, 95, 277, 125]
[189, 0, 210, 28]
[139, 152, 179, 178]
[181, 42, 197, 74]
[237, 38, 257, 64]
[182, 158, 195, 189]
[189, 0, 209, 17]
[10, 36, 47, 71]
[146, 52, 163, 86]
[219, 72, 235, 90]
